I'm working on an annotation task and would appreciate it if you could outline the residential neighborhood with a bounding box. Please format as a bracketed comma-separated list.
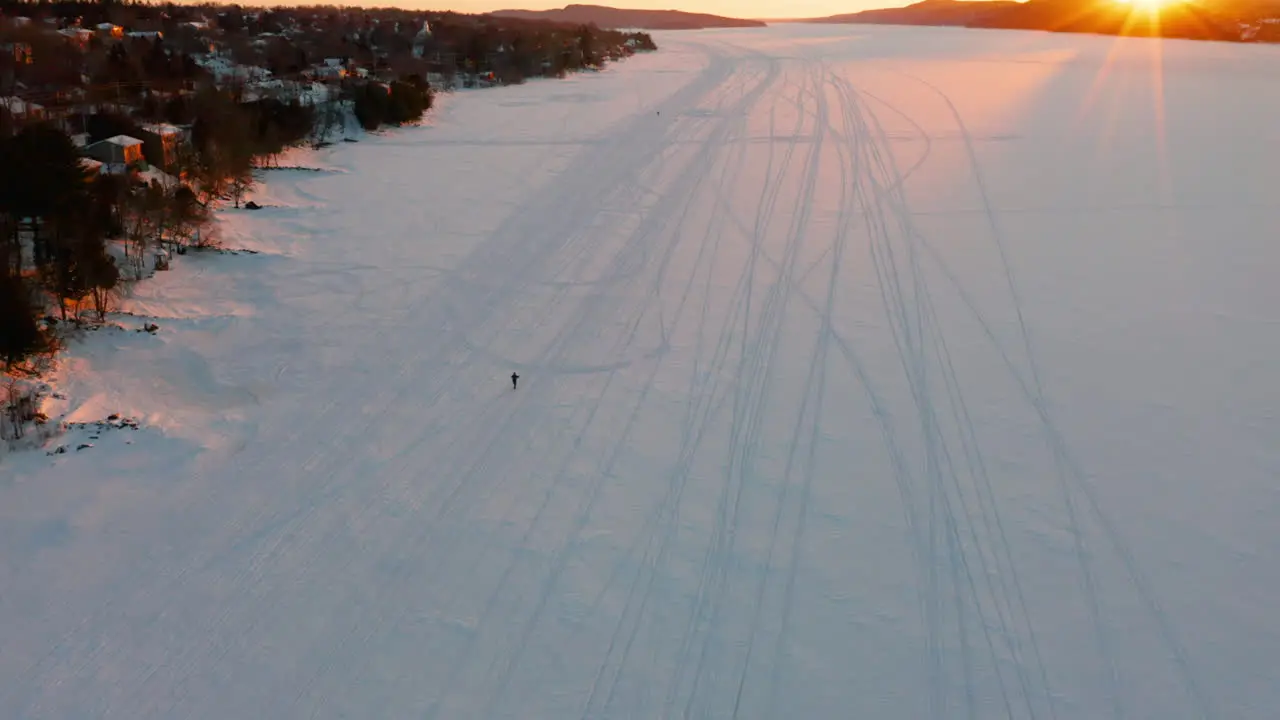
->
[1, 1, 657, 441]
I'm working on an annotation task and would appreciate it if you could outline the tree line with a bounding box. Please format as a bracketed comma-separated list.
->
[2, 1, 658, 92]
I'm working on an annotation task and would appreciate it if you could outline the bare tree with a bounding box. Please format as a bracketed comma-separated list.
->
[228, 168, 254, 209]
[2, 376, 36, 442]
[121, 182, 166, 279]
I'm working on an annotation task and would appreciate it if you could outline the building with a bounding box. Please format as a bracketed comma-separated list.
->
[314, 60, 348, 80]
[96, 23, 124, 39]
[412, 21, 433, 58]
[84, 134, 145, 171]
[57, 28, 95, 48]
[0, 96, 44, 122]
[1, 42, 33, 64]
[195, 53, 272, 87]
[137, 123, 185, 170]
[78, 157, 104, 178]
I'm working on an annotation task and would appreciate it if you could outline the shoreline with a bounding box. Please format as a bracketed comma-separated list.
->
[0, 55, 657, 464]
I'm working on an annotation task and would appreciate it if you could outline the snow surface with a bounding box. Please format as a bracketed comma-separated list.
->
[4, 24, 1280, 719]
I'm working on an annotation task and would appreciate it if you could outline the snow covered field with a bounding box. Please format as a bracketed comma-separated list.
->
[3, 23, 1280, 719]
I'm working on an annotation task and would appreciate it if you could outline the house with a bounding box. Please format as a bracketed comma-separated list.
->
[195, 53, 273, 87]
[57, 28, 95, 48]
[412, 21, 433, 58]
[1, 42, 33, 64]
[314, 61, 347, 80]
[137, 165, 178, 189]
[78, 157, 104, 178]
[96, 23, 124, 39]
[84, 135, 145, 170]
[137, 122, 184, 170]
[0, 96, 44, 122]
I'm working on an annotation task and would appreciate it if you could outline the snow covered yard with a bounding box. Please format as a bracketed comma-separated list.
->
[2, 24, 1279, 719]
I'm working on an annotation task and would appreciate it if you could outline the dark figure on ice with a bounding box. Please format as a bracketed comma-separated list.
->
[511, 372, 519, 389]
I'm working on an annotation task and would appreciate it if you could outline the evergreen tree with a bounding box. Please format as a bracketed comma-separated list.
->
[0, 274, 45, 369]
[0, 133, 21, 279]
[352, 83, 389, 130]
[9, 124, 90, 269]
[577, 25, 598, 68]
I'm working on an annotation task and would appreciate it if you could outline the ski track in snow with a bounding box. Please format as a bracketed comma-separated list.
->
[4, 25, 1280, 720]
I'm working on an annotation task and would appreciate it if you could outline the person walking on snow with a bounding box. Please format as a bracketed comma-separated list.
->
[511, 372, 519, 389]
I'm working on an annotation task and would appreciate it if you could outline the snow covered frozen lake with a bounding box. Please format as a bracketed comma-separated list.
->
[3, 23, 1279, 719]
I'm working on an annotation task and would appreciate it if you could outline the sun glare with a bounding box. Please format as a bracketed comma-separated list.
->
[1116, 0, 1173, 8]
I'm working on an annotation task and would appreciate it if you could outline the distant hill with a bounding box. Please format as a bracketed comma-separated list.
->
[491, 4, 767, 30]
[973, 0, 1242, 41]
[807, 0, 1021, 27]
[1213, 0, 1280, 19]
[798, 0, 1248, 42]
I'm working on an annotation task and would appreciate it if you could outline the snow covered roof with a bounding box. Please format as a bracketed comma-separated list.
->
[0, 96, 43, 114]
[98, 134, 144, 147]
[141, 122, 183, 137]
[138, 166, 178, 188]
[79, 157, 104, 174]
[246, 80, 333, 106]
[195, 55, 232, 69]
[314, 66, 346, 79]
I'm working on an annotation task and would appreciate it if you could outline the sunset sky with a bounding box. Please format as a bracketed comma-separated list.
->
[283, 0, 912, 20]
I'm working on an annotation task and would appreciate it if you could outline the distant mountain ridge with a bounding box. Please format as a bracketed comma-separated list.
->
[808, 0, 1021, 27]
[797, 0, 1259, 42]
[491, 4, 767, 29]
